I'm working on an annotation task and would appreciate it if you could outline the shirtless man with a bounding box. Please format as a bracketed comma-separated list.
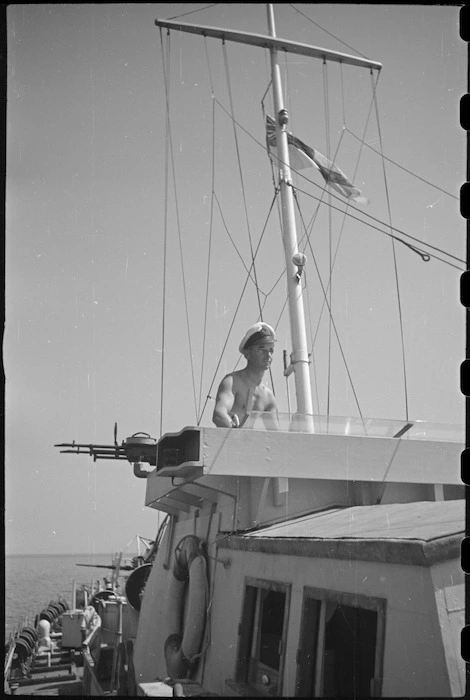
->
[212, 322, 278, 428]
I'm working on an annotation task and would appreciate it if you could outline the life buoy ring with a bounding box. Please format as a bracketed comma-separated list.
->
[164, 535, 208, 679]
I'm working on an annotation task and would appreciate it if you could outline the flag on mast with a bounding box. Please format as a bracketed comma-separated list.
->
[266, 115, 369, 204]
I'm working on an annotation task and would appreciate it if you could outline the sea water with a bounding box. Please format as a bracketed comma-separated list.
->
[5, 553, 116, 642]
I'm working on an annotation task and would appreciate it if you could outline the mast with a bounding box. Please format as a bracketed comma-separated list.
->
[266, 4, 314, 427]
[154, 11, 381, 428]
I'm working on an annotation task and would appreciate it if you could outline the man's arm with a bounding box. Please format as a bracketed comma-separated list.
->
[262, 390, 280, 430]
[212, 375, 238, 428]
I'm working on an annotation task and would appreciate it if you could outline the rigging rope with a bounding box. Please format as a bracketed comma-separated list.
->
[370, 68, 409, 421]
[213, 192, 266, 292]
[262, 58, 356, 417]
[196, 45, 280, 424]
[344, 127, 460, 200]
[293, 191, 366, 423]
[288, 3, 372, 61]
[340, 62, 346, 126]
[198, 193, 280, 424]
[207, 188, 282, 402]
[260, 91, 288, 298]
[304, 272, 322, 415]
[213, 98, 463, 268]
[293, 183, 463, 271]
[323, 59, 334, 419]
[160, 30, 199, 427]
[299, 69, 378, 375]
[159, 29, 170, 437]
[166, 4, 220, 21]
[159, 28, 461, 431]
[222, 42, 264, 321]
[198, 38, 217, 421]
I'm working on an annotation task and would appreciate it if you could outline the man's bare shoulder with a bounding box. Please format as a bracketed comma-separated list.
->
[220, 369, 246, 385]
[216, 370, 245, 392]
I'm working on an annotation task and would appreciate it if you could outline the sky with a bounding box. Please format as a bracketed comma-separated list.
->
[5, 3, 466, 555]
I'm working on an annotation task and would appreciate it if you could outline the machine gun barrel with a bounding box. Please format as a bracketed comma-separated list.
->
[54, 434, 157, 466]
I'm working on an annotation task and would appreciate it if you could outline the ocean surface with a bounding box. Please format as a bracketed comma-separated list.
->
[5, 553, 119, 642]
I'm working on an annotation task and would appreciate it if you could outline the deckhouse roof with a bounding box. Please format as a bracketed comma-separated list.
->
[219, 499, 464, 566]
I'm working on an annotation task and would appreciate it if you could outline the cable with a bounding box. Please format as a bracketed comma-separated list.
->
[213, 192, 267, 293]
[198, 193, 279, 424]
[212, 97, 464, 267]
[370, 68, 409, 421]
[323, 59, 333, 418]
[166, 4, 220, 21]
[160, 31, 199, 426]
[304, 270, 322, 415]
[345, 127, 459, 201]
[198, 40, 217, 420]
[158, 29, 170, 437]
[294, 191, 365, 424]
[222, 42, 264, 320]
[293, 183, 464, 271]
[288, 3, 372, 60]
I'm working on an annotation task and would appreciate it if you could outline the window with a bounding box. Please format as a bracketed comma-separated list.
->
[296, 588, 386, 697]
[236, 578, 291, 696]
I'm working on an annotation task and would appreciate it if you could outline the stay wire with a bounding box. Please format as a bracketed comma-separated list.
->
[340, 62, 346, 126]
[293, 190, 365, 423]
[344, 127, 460, 201]
[203, 190, 280, 396]
[204, 55, 269, 300]
[198, 54, 279, 422]
[370, 69, 409, 421]
[302, 58, 377, 255]
[198, 278, 263, 424]
[298, 138, 349, 357]
[273, 295, 289, 332]
[323, 59, 333, 419]
[222, 42, 264, 321]
[298, 126, 347, 254]
[159, 29, 170, 437]
[198, 192, 280, 424]
[213, 96, 464, 267]
[303, 65, 379, 359]
[294, 184, 464, 272]
[198, 39, 217, 421]
[160, 32, 199, 425]
[213, 192, 266, 293]
[303, 270, 322, 415]
[288, 3, 372, 60]
[261, 93, 287, 275]
[166, 4, 220, 21]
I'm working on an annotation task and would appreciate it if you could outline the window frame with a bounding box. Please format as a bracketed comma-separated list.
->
[295, 586, 386, 697]
[236, 576, 292, 696]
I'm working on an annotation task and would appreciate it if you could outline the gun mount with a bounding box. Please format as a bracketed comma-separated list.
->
[55, 429, 157, 467]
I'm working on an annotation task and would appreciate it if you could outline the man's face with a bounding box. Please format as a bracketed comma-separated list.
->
[245, 341, 275, 369]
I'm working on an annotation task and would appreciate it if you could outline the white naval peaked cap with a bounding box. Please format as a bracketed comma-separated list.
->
[239, 322, 276, 353]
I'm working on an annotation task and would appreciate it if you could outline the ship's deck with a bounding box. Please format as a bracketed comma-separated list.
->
[8, 657, 84, 696]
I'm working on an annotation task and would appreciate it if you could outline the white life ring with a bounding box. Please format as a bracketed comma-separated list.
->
[164, 535, 208, 678]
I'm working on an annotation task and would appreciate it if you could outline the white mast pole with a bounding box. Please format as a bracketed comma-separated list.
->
[155, 13, 381, 430]
[267, 4, 314, 430]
